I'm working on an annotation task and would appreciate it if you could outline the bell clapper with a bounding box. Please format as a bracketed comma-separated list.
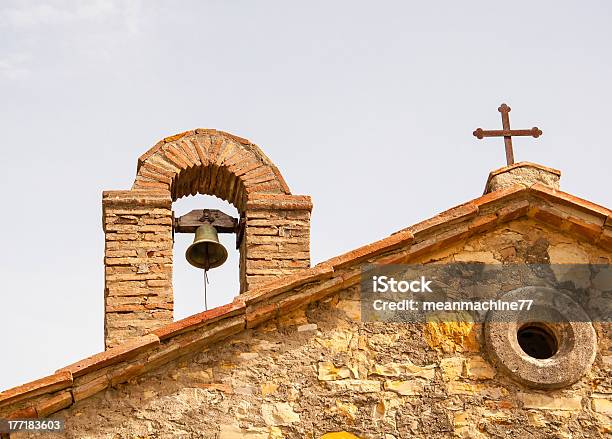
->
[203, 269, 209, 311]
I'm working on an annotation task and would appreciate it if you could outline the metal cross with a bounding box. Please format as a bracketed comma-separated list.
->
[473, 103, 542, 165]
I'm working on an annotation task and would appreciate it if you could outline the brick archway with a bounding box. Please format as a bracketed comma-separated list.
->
[133, 129, 291, 210]
[102, 129, 312, 349]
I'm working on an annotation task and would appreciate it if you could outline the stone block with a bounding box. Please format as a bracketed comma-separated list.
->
[384, 379, 426, 396]
[326, 380, 381, 393]
[518, 393, 582, 411]
[261, 402, 300, 426]
[592, 398, 612, 415]
[369, 361, 435, 380]
[318, 362, 354, 381]
[465, 356, 496, 380]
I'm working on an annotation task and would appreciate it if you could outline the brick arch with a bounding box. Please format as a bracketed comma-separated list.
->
[133, 129, 291, 211]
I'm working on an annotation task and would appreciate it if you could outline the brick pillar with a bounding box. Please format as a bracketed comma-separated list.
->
[102, 190, 173, 349]
[241, 194, 312, 292]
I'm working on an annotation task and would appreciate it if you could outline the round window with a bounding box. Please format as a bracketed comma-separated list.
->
[484, 286, 597, 389]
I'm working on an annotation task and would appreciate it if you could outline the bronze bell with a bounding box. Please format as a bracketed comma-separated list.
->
[185, 223, 228, 270]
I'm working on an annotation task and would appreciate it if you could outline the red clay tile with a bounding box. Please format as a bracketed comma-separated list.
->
[407, 203, 478, 237]
[276, 276, 345, 315]
[327, 230, 414, 269]
[153, 300, 246, 340]
[473, 185, 528, 207]
[531, 184, 610, 219]
[57, 334, 159, 378]
[242, 263, 334, 306]
[0, 371, 72, 408]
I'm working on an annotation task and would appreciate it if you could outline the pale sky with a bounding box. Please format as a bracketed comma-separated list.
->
[1, 0, 610, 391]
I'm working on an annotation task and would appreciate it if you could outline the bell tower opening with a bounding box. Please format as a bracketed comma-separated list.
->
[173, 194, 239, 320]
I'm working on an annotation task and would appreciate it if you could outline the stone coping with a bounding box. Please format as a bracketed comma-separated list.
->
[1, 183, 610, 419]
[488, 162, 561, 179]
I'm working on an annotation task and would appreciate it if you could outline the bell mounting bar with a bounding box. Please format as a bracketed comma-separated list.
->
[173, 209, 239, 234]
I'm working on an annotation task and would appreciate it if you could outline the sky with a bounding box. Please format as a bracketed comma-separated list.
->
[0, 0, 610, 391]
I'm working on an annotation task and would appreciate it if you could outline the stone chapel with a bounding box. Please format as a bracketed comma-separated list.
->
[0, 128, 610, 438]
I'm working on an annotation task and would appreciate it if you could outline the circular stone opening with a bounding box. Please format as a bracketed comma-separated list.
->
[517, 323, 558, 359]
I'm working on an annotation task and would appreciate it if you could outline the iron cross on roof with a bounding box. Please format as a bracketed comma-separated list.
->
[473, 103, 543, 166]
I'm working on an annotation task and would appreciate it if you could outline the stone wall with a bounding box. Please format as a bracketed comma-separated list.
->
[28, 218, 610, 439]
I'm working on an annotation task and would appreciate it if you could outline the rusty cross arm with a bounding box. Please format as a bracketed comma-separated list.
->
[473, 127, 542, 138]
[473, 103, 543, 166]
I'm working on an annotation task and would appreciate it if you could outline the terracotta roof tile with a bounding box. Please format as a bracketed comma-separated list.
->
[153, 300, 246, 340]
[0, 371, 72, 408]
[241, 263, 335, 306]
[472, 185, 528, 208]
[530, 183, 611, 219]
[399, 203, 476, 236]
[326, 230, 414, 269]
[56, 334, 159, 378]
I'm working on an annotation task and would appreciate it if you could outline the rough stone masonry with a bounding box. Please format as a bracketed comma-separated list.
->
[15, 216, 612, 439]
